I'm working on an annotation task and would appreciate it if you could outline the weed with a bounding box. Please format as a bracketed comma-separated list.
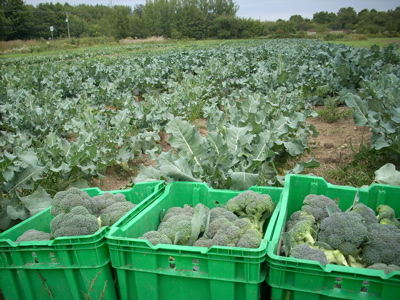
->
[318, 98, 353, 123]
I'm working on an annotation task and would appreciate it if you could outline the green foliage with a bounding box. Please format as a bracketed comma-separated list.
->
[317, 98, 353, 123]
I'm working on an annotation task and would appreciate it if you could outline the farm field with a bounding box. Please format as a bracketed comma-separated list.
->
[1, 38, 399, 231]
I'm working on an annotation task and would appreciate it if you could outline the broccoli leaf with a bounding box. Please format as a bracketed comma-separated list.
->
[17, 186, 52, 215]
[374, 163, 400, 186]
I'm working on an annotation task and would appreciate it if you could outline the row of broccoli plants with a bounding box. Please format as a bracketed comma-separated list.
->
[1, 39, 399, 230]
[280, 194, 400, 274]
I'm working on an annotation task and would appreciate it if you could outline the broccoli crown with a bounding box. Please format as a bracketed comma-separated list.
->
[226, 190, 275, 231]
[92, 192, 126, 212]
[290, 243, 328, 266]
[236, 229, 262, 248]
[207, 217, 232, 238]
[376, 205, 400, 228]
[209, 207, 238, 223]
[138, 231, 172, 245]
[301, 194, 341, 223]
[286, 219, 316, 248]
[362, 223, 400, 266]
[193, 237, 214, 248]
[99, 201, 135, 226]
[16, 229, 52, 242]
[367, 263, 400, 275]
[162, 204, 194, 222]
[158, 214, 193, 245]
[51, 188, 96, 216]
[50, 206, 99, 238]
[318, 211, 368, 256]
[350, 203, 379, 225]
[285, 211, 316, 232]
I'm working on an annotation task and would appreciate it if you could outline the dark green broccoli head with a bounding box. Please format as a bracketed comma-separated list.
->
[50, 206, 99, 238]
[285, 211, 316, 232]
[162, 204, 194, 222]
[207, 217, 232, 238]
[99, 201, 135, 226]
[301, 194, 341, 223]
[350, 203, 378, 225]
[367, 263, 400, 275]
[318, 211, 368, 256]
[193, 237, 214, 248]
[51, 188, 96, 216]
[138, 231, 172, 246]
[226, 190, 275, 232]
[158, 214, 193, 245]
[16, 229, 52, 242]
[92, 192, 126, 212]
[290, 243, 328, 266]
[209, 207, 238, 223]
[236, 229, 262, 248]
[362, 223, 400, 266]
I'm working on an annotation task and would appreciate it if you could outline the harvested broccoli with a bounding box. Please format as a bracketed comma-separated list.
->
[301, 194, 341, 223]
[206, 217, 232, 238]
[362, 223, 400, 266]
[226, 190, 275, 232]
[349, 203, 378, 225]
[99, 201, 136, 226]
[290, 243, 328, 266]
[209, 207, 238, 223]
[91, 192, 126, 212]
[367, 263, 400, 274]
[236, 228, 262, 248]
[318, 211, 368, 256]
[51, 188, 96, 216]
[283, 219, 316, 249]
[138, 231, 172, 245]
[376, 205, 400, 228]
[162, 204, 194, 222]
[50, 206, 99, 238]
[158, 214, 193, 245]
[193, 237, 214, 248]
[285, 211, 316, 232]
[16, 229, 52, 242]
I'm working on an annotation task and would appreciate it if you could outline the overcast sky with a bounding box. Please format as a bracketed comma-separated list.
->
[23, 0, 400, 21]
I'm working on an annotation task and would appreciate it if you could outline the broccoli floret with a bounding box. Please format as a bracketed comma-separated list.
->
[236, 228, 262, 248]
[16, 229, 52, 242]
[138, 231, 172, 245]
[206, 217, 232, 238]
[362, 223, 400, 266]
[50, 206, 99, 238]
[91, 192, 126, 212]
[285, 211, 316, 232]
[193, 237, 214, 248]
[51, 188, 96, 216]
[214, 222, 242, 245]
[377, 205, 400, 228]
[301, 194, 341, 223]
[162, 204, 194, 222]
[158, 214, 193, 245]
[367, 263, 400, 274]
[209, 207, 238, 223]
[290, 243, 328, 266]
[349, 203, 378, 225]
[99, 201, 136, 226]
[318, 211, 368, 256]
[226, 190, 275, 232]
[285, 219, 316, 247]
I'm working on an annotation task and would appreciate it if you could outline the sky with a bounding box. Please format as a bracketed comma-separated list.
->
[23, 0, 400, 21]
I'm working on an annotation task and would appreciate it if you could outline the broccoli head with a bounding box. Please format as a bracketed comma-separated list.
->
[367, 263, 400, 275]
[301, 194, 341, 223]
[206, 217, 232, 238]
[50, 206, 99, 238]
[318, 211, 368, 256]
[362, 223, 400, 266]
[16, 229, 52, 242]
[226, 190, 275, 232]
[138, 231, 172, 245]
[99, 201, 136, 226]
[51, 188, 96, 216]
[162, 204, 194, 222]
[193, 237, 214, 248]
[209, 207, 238, 223]
[158, 214, 193, 245]
[285, 211, 316, 232]
[349, 203, 378, 225]
[376, 205, 400, 228]
[236, 228, 262, 248]
[91, 192, 126, 212]
[290, 243, 328, 266]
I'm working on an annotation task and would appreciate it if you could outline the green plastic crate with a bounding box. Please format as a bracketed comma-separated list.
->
[0, 181, 164, 300]
[106, 181, 283, 300]
[266, 174, 400, 300]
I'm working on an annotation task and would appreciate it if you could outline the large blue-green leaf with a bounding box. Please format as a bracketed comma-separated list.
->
[18, 186, 52, 215]
[228, 171, 259, 190]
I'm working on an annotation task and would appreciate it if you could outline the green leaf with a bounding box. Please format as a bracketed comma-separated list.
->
[375, 163, 400, 186]
[158, 151, 201, 183]
[343, 93, 369, 126]
[135, 164, 166, 183]
[228, 171, 258, 190]
[18, 186, 52, 216]
[6, 205, 28, 220]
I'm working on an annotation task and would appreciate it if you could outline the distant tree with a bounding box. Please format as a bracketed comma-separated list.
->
[313, 11, 337, 24]
[175, 2, 206, 39]
[3, 0, 35, 40]
[289, 15, 311, 31]
[336, 7, 358, 30]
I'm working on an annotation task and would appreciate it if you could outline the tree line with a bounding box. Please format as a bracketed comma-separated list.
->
[1, 0, 399, 41]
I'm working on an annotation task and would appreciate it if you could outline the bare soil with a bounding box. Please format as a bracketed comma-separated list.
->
[91, 107, 371, 190]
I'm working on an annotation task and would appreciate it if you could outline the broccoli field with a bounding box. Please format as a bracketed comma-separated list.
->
[1, 39, 400, 232]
